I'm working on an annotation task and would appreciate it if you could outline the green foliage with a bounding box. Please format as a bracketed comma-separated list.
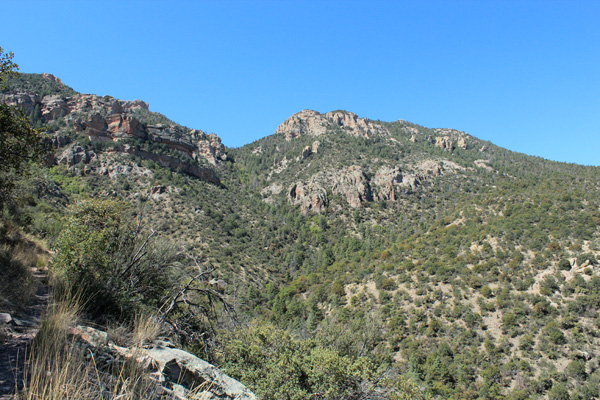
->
[0, 50, 48, 205]
[565, 359, 587, 381]
[547, 383, 569, 400]
[0, 221, 40, 312]
[558, 258, 571, 271]
[50, 199, 177, 320]
[218, 323, 363, 399]
[218, 323, 430, 400]
[543, 321, 567, 345]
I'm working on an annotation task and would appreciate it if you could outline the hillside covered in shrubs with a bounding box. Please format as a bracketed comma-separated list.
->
[2, 67, 600, 399]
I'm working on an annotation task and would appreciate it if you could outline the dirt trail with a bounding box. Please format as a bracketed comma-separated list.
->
[0, 269, 49, 399]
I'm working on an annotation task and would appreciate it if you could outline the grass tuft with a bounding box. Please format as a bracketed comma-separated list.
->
[21, 292, 167, 399]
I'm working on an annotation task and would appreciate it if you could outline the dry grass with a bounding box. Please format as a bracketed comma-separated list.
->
[0, 221, 50, 315]
[21, 293, 92, 400]
[133, 313, 162, 347]
[20, 293, 166, 399]
[106, 312, 162, 348]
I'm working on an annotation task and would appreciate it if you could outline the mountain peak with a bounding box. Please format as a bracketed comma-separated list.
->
[275, 109, 390, 141]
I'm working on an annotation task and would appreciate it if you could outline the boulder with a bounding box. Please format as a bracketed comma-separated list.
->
[69, 325, 257, 400]
[145, 345, 257, 400]
[312, 140, 321, 154]
[0, 313, 12, 324]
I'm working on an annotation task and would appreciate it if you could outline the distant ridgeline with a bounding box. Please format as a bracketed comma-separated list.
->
[4, 72, 600, 399]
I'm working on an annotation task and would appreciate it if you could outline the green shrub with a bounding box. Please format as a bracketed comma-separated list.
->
[548, 383, 569, 400]
[565, 360, 586, 381]
[217, 323, 376, 400]
[543, 322, 566, 345]
[480, 286, 493, 298]
[51, 200, 177, 320]
[558, 259, 571, 271]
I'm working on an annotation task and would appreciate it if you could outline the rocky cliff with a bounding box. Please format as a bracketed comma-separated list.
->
[275, 109, 390, 140]
[1, 73, 227, 183]
[286, 164, 422, 214]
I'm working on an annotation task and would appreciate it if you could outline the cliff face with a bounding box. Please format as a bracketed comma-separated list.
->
[275, 109, 390, 140]
[285, 164, 422, 214]
[0, 74, 227, 183]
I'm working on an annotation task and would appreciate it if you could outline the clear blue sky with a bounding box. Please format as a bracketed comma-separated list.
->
[2, 1, 599, 165]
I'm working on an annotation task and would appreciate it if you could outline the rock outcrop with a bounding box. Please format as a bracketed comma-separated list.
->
[288, 165, 381, 213]
[286, 160, 446, 212]
[332, 166, 372, 208]
[288, 181, 327, 214]
[0, 92, 41, 113]
[57, 143, 97, 166]
[299, 141, 321, 161]
[372, 166, 419, 201]
[70, 325, 257, 400]
[276, 110, 328, 140]
[276, 110, 390, 141]
[325, 111, 389, 138]
[301, 145, 312, 160]
[41, 72, 63, 84]
[2, 77, 228, 185]
[430, 129, 470, 152]
[434, 136, 454, 151]
[122, 146, 220, 184]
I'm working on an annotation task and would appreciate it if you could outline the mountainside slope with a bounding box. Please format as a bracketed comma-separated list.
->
[232, 110, 600, 399]
[3, 73, 600, 399]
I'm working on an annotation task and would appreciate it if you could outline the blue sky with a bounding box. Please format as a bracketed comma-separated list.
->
[2, 1, 599, 165]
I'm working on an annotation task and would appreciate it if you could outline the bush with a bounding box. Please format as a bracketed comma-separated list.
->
[548, 383, 569, 400]
[558, 259, 571, 271]
[565, 360, 586, 381]
[380, 277, 397, 291]
[217, 322, 433, 400]
[51, 200, 178, 320]
[0, 222, 44, 312]
[218, 323, 370, 400]
[480, 286, 493, 298]
[544, 322, 566, 345]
